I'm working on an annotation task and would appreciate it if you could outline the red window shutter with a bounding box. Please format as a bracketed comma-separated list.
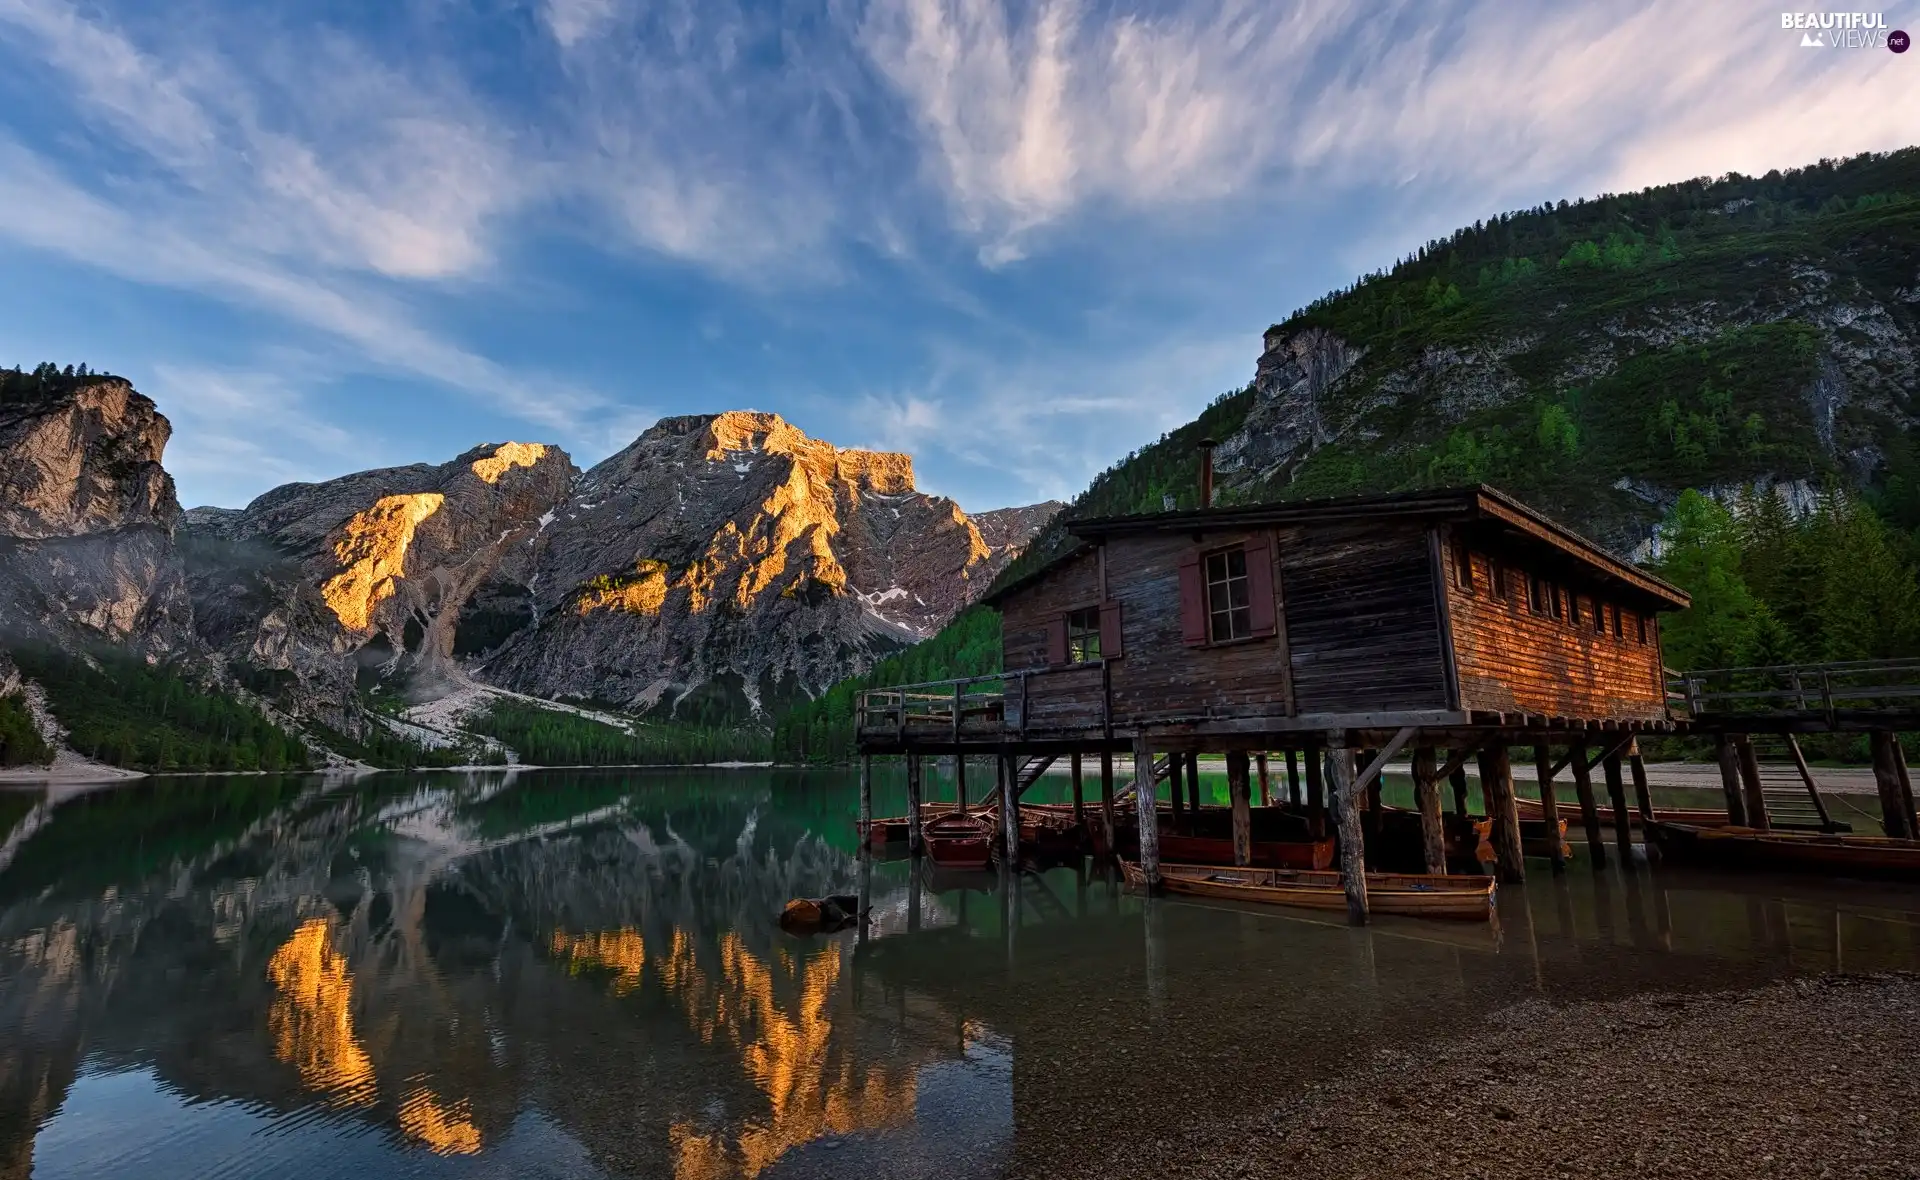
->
[1178, 551, 1207, 646]
[1099, 601, 1124, 658]
[1045, 614, 1068, 667]
[1244, 536, 1277, 637]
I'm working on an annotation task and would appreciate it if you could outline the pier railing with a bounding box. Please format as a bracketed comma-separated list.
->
[857, 661, 1111, 741]
[1667, 659, 1920, 725]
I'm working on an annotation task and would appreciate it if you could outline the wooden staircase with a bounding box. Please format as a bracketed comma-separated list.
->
[1014, 755, 1056, 796]
[1760, 735, 1846, 832]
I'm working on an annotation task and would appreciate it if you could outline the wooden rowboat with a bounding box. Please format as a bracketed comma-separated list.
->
[924, 813, 993, 869]
[1646, 821, 1920, 879]
[1156, 833, 1335, 871]
[1120, 860, 1497, 921]
[1514, 796, 1731, 830]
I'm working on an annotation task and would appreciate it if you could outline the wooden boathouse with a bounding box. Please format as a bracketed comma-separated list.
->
[857, 484, 1695, 923]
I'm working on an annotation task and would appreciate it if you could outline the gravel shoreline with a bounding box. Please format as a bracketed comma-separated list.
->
[1027, 973, 1920, 1180]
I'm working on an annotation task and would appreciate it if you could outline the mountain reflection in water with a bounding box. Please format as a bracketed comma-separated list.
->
[4, 766, 1920, 1179]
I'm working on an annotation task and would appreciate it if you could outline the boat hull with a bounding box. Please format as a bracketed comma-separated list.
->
[1647, 821, 1920, 879]
[1156, 833, 1335, 871]
[1121, 861, 1497, 921]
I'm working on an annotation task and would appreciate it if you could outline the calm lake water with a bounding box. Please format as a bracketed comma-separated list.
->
[5, 765, 1920, 1179]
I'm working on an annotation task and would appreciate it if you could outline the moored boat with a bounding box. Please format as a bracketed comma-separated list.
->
[1156, 833, 1335, 870]
[1646, 821, 1920, 879]
[924, 813, 994, 869]
[1119, 860, 1497, 921]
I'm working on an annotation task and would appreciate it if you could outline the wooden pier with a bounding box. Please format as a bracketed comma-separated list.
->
[854, 484, 1920, 920]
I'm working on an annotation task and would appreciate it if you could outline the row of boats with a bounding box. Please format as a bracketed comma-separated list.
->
[862, 793, 1920, 925]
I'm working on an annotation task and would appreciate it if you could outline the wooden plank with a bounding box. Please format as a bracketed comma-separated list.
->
[1570, 742, 1607, 869]
[1100, 749, 1116, 857]
[1533, 744, 1566, 874]
[1285, 748, 1301, 805]
[1133, 736, 1161, 885]
[1449, 765, 1471, 818]
[1071, 752, 1085, 827]
[1871, 730, 1913, 839]
[1353, 727, 1417, 795]
[1169, 751, 1186, 829]
[1603, 750, 1633, 860]
[1327, 743, 1369, 925]
[1715, 734, 1749, 827]
[1228, 750, 1252, 866]
[1627, 739, 1653, 820]
[1256, 752, 1271, 807]
[906, 755, 925, 857]
[1481, 744, 1525, 884]
[1734, 734, 1770, 832]
[999, 754, 1019, 865]
[1412, 746, 1447, 876]
[1187, 751, 1202, 814]
[1305, 740, 1327, 839]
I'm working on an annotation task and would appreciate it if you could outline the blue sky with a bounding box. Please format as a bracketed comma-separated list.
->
[0, 0, 1912, 511]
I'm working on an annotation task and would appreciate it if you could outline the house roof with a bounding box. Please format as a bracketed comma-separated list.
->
[981, 485, 1689, 609]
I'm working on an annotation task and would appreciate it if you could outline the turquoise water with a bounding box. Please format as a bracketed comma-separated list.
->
[3, 766, 1919, 1179]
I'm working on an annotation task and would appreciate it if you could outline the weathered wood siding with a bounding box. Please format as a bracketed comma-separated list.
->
[1278, 522, 1451, 714]
[999, 549, 1109, 731]
[1103, 531, 1292, 725]
[1445, 540, 1668, 720]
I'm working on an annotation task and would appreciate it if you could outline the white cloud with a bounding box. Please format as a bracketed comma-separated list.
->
[543, 0, 618, 49]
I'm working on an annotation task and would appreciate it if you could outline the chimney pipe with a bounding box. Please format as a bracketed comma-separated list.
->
[1198, 438, 1217, 509]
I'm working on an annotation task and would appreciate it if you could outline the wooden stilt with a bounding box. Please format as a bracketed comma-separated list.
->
[906, 754, 925, 857]
[1734, 735, 1769, 833]
[1256, 752, 1271, 807]
[1570, 742, 1607, 869]
[1412, 746, 1447, 876]
[1533, 744, 1566, 874]
[1603, 750, 1634, 858]
[1481, 744, 1525, 884]
[1227, 750, 1253, 866]
[956, 752, 968, 813]
[908, 858, 923, 932]
[1168, 752, 1186, 830]
[1449, 765, 1471, 818]
[1305, 742, 1326, 839]
[1627, 739, 1653, 820]
[1327, 743, 1369, 925]
[1363, 748, 1383, 840]
[1186, 752, 1202, 813]
[1895, 737, 1917, 836]
[859, 754, 874, 845]
[1132, 736, 1161, 886]
[1714, 734, 1749, 827]
[1285, 749, 1301, 806]
[1871, 730, 1914, 839]
[856, 842, 872, 947]
[1099, 749, 1116, 856]
[1071, 752, 1085, 828]
[999, 754, 1019, 866]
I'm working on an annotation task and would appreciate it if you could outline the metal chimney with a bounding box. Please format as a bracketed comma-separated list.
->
[1198, 438, 1217, 508]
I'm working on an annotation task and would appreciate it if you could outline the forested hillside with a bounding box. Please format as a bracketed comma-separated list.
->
[773, 147, 1920, 762]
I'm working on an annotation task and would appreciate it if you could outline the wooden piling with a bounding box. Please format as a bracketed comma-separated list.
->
[1449, 765, 1471, 818]
[1363, 748, 1383, 841]
[906, 754, 925, 857]
[1187, 752, 1202, 813]
[1627, 739, 1653, 820]
[1481, 744, 1525, 884]
[1133, 736, 1161, 886]
[859, 754, 873, 846]
[1071, 752, 1085, 828]
[1714, 734, 1749, 827]
[1285, 749, 1301, 805]
[1412, 746, 1447, 876]
[1896, 737, 1917, 837]
[1227, 750, 1253, 866]
[1099, 749, 1117, 856]
[1734, 735, 1770, 833]
[1603, 750, 1634, 858]
[998, 754, 1019, 865]
[1327, 743, 1369, 925]
[1570, 743, 1607, 869]
[1533, 744, 1565, 875]
[1169, 752, 1186, 829]
[1871, 730, 1914, 839]
[1256, 752, 1271, 807]
[956, 752, 968, 813]
[1305, 742, 1327, 839]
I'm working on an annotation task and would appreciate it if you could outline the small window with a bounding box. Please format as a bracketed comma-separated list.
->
[1529, 575, 1562, 620]
[1592, 599, 1607, 636]
[1612, 606, 1624, 640]
[1066, 607, 1101, 663]
[1205, 547, 1252, 642]
[1453, 544, 1473, 593]
[1491, 563, 1508, 601]
[1635, 613, 1648, 645]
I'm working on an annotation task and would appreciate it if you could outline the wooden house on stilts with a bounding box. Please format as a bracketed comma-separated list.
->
[857, 483, 1693, 923]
